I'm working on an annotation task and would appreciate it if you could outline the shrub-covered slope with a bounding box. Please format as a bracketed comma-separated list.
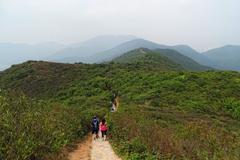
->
[155, 49, 212, 71]
[108, 71, 240, 159]
[0, 60, 240, 160]
[112, 48, 184, 71]
[0, 55, 187, 98]
[113, 48, 212, 71]
[0, 91, 98, 160]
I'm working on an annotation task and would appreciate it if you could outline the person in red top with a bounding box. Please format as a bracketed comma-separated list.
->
[100, 118, 108, 141]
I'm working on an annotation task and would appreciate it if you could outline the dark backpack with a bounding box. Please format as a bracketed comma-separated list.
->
[92, 119, 99, 129]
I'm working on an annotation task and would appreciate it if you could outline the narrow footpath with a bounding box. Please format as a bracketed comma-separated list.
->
[68, 135, 92, 160]
[69, 135, 121, 160]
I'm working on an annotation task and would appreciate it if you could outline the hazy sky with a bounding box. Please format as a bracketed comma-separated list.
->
[0, 0, 239, 51]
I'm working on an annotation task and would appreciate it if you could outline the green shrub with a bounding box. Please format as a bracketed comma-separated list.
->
[0, 92, 90, 160]
[1, 61, 240, 160]
[223, 98, 240, 119]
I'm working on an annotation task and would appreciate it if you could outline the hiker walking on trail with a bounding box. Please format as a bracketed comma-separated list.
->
[91, 116, 99, 140]
[100, 118, 108, 141]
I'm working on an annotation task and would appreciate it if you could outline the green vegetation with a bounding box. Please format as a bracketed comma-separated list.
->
[0, 91, 106, 160]
[155, 49, 212, 71]
[112, 48, 183, 71]
[108, 71, 240, 159]
[0, 51, 239, 159]
[112, 48, 211, 71]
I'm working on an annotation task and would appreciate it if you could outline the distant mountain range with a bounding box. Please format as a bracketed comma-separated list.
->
[0, 35, 239, 71]
[203, 45, 240, 70]
[48, 35, 137, 63]
[89, 39, 216, 66]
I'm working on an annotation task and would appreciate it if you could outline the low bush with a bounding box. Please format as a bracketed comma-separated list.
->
[223, 98, 240, 119]
[0, 92, 91, 160]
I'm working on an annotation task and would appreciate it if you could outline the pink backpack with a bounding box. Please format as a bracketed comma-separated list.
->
[100, 123, 108, 131]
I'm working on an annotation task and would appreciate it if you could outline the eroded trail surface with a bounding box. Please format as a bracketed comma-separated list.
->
[69, 135, 121, 160]
[68, 135, 92, 160]
[91, 138, 121, 160]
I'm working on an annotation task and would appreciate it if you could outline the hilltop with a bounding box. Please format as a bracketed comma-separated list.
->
[112, 48, 183, 71]
[113, 48, 211, 71]
[0, 57, 181, 98]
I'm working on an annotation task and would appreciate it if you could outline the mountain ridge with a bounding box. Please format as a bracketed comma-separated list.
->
[203, 45, 240, 70]
[49, 35, 137, 62]
[1, 35, 240, 71]
[112, 48, 184, 71]
[112, 48, 212, 71]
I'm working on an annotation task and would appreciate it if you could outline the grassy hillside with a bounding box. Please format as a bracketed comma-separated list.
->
[0, 91, 96, 160]
[0, 61, 240, 159]
[108, 71, 240, 159]
[0, 62, 111, 160]
[0, 55, 189, 98]
[112, 48, 183, 71]
[155, 49, 212, 71]
[112, 48, 211, 71]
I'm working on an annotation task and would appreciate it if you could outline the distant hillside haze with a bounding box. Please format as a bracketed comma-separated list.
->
[203, 45, 240, 70]
[0, 42, 66, 69]
[0, 35, 240, 71]
[170, 45, 220, 68]
[91, 39, 237, 70]
[0, 64, 8, 71]
[90, 39, 219, 69]
[70, 35, 137, 48]
[49, 35, 137, 63]
[91, 39, 168, 62]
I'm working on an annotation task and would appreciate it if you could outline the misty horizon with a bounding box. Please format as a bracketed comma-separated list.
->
[0, 34, 239, 53]
[1, 0, 240, 52]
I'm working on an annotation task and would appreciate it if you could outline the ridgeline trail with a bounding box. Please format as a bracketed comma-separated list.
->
[68, 134, 121, 160]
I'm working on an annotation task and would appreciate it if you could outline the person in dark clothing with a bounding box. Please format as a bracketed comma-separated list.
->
[91, 116, 99, 140]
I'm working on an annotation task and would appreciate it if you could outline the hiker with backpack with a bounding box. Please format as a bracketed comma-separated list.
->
[100, 118, 108, 141]
[91, 116, 99, 140]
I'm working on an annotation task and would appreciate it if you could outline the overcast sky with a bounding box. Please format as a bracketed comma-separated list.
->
[0, 0, 239, 51]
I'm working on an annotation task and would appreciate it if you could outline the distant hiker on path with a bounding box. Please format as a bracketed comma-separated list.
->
[100, 118, 108, 141]
[91, 116, 99, 140]
[111, 92, 119, 112]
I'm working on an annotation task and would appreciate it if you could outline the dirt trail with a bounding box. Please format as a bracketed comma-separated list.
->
[91, 138, 121, 160]
[68, 135, 92, 160]
[69, 135, 121, 160]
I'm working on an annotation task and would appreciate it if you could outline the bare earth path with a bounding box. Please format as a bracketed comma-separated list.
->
[69, 135, 121, 160]
[91, 138, 121, 160]
[68, 135, 92, 160]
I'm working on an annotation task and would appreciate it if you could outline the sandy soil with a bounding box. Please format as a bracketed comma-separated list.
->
[91, 138, 121, 160]
[68, 135, 92, 160]
[68, 135, 121, 160]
